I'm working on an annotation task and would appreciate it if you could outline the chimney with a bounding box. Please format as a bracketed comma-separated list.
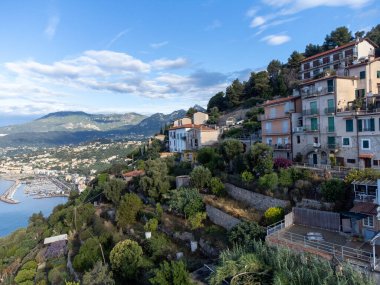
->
[377, 179, 380, 205]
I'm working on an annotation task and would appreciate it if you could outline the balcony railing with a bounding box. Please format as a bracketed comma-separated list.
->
[263, 129, 290, 135]
[303, 125, 319, 132]
[293, 127, 304, 133]
[273, 144, 291, 150]
[354, 192, 376, 202]
[300, 86, 335, 98]
[327, 143, 340, 149]
[302, 108, 319, 116]
[324, 107, 336, 114]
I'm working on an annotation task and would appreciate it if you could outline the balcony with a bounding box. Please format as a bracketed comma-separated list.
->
[324, 107, 336, 114]
[300, 86, 335, 99]
[263, 129, 290, 135]
[303, 125, 319, 132]
[302, 108, 319, 116]
[273, 143, 291, 150]
[293, 127, 304, 133]
[354, 192, 376, 203]
[327, 142, 340, 150]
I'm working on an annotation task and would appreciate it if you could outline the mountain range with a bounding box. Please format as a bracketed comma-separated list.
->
[0, 107, 198, 147]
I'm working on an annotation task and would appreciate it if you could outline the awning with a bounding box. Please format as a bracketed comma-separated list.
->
[341, 211, 369, 220]
[359, 153, 375, 159]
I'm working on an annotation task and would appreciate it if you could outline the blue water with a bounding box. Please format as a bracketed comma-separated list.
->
[0, 179, 67, 237]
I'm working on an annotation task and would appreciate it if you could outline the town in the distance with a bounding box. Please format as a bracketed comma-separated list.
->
[2, 24, 380, 285]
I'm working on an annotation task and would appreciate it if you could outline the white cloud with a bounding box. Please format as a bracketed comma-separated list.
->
[205, 20, 222, 31]
[150, 41, 169, 49]
[250, 16, 266, 27]
[261, 34, 291, 45]
[150, 57, 188, 70]
[44, 15, 60, 39]
[246, 7, 259, 17]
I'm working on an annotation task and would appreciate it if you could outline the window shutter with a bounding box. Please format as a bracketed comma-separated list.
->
[357, 119, 362, 132]
[370, 118, 375, 131]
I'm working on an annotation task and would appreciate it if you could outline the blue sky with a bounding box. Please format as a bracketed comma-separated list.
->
[0, 0, 379, 124]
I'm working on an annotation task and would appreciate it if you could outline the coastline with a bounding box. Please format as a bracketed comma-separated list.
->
[0, 179, 20, 204]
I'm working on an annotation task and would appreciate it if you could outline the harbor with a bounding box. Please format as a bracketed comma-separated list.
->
[24, 177, 71, 199]
[0, 180, 20, 204]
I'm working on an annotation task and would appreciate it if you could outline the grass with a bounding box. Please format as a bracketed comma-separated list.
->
[203, 194, 262, 222]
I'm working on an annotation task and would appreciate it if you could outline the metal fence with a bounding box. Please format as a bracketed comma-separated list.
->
[293, 207, 341, 232]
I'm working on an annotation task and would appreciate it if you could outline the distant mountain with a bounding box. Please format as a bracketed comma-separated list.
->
[0, 111, 146, 134]
[0, 109, 187, 147]
[192, 104, 207, 112]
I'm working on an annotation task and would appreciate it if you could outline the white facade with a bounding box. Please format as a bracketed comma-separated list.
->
[168, 126, 192, 153]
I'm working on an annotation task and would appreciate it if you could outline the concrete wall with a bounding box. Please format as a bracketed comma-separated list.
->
[193, 112, 209, 125]
[225, 183, 290, 212]
[206, 204, 241, 230]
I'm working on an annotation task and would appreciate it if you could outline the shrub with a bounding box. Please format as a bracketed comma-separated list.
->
[116, 193, 143, 229]
[258, 173, 278, 192]
[14, 269, 35, 284]
[241, 170, 254, 185]
[274, 157, 292, 169]
[278, 168, 293, 188]
[144, 218, 158, 232]
[21, 260, 37, 270]
[209, 177, 226, 196]
[145, 233, 173, 261]
[321, 179, 345, 202]
[190, 166, 212, 190]
[155, 203, 163, 221]
[188, 212, 207, 230]
[264, 207, 284, 225]
[228, 221, 266, 246]
[150, 260, 193, 285]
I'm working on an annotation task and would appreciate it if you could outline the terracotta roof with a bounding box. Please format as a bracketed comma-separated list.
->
[123, 170, 145, 178]
[350, 202, 378, 216]
[263, 95, 300, 106]
[300, 38, 378, 63]
[169, 124, 201, 130]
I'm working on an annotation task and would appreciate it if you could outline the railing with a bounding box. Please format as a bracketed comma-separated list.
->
[302, 108, 319, 116]
[327, 143, 340, 149]
[273, 144, 291, 150]
[354, 192, 376, 202]
[301, 87, 335, 99]
[303, 125, 319, 132]
[273, 231, 374, 265]
[324, 107, 336, 114]
[266, 220, 285, 236]
[293, 162, 360, 172]
[262, 130, 290, 135]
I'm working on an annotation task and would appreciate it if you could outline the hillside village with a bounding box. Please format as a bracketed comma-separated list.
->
[3, 27, 380, 285]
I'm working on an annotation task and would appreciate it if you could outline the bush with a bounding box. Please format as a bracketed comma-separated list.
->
[14, 269, 35, 284]
[228, 221, 266, 246]
[145, 233, 173, 261]
[278, 168, 293, 188]
[241, 170, 254, 185]
[264, 207, 284, 225]
[190, 166, 212, 190]
[209, 177, 226, 196]
[258, 173, 278, 192]
[321, 179, 345, 202]
[150, 260, 193, 285]
[188, 212, 207, 230]
[144, 218, 158, 232]
[116, 193, 143, 229]
[274, 157, 292, 169]
[21, 260, 37, 270]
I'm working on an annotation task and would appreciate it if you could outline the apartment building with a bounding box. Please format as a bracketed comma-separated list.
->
[292, 38, 380, 167]
[260, 96, 302, 159]
[300, 38, 376, 81]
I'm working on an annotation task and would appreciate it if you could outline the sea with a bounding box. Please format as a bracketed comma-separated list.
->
[0, 179, 67, 237]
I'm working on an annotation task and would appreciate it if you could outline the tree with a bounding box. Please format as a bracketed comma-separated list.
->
[103, 179, 126, 205]
[220, 139, 244, 172]
[190, 166, 212, 190]
[287, 51, 305, 70]
[197, 146, 222, 173]
[188, 212, 207, 230]
[207, 107, 220, 124]
[226, 79, 244, 107]
[323, 26, 353, 50]
[304, 43, 323, 57]
[366, 24, 380, 56]
[110, 239, 143, 280]
[253, 71, 271, 99]
[82, 261, 115, 285]
[258, 173, 278, 192]
[247, 143, 273, 175]
[241, 170, 254, 186]
[73, 238, 102, 272]
[207, 91, 226, 112]
[321, 179, 345, 202]
[186, 107, 197, 117]
[228, 221, 266, 246]
[139, 159, 170, 200]
[116, 193, 143, 229]
[150, 261, 193, 285]
[144, 218, 158, 232]
[278, 168, 293, 188]
[168, 188, 204, 219]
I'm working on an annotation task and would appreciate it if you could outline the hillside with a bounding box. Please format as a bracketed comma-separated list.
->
[0, 111, 146, 134]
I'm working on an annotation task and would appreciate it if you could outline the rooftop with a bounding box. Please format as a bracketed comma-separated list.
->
[262, 95, 300, 106]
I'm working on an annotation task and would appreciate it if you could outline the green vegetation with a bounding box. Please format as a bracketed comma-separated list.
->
[264, 207, 284, 226]
[150, 260, 193, 285]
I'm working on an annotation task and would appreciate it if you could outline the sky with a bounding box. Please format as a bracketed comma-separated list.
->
[0, 0, 379, 125]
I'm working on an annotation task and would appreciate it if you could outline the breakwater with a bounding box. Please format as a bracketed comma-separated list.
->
[0, 180, 20, 204]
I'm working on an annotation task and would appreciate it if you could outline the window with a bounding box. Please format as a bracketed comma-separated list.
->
[327, 99, 335, 113]
[310, 101, 318, 114]
[266, 138, 273, 145]
[313, 69, 320, 77]
[282, 120, 288, 132]
[304, 72, 310, 79]
[327, 137, 336, 148]
[363, 216, 374, 228]
[347, 159, 356, 164]
[374, 160, 379, 166]
[346, 119, 353, 132]
[310, 118, 318, 131]
[361, 139, 370, 150]
[304, 63, 310, 70]
[360, 71, 366, 79]
[333, 53, 340, 61]
[265, 122, 272, 132]
[323, 57, 330, 64]
[345, 49, 353, 57]
[297, 136, 301, 144]
[314, 137, 319, 143]
[342, 138, 350, 146]
[355, 89, 365, 98]
[358, 118, 375, 132]
[270, 108, 276, 118]
[328, 117, 335, 132]
[377, 71, 380, 78]
[313, 59, 320, 67]
[327, 79, 334, 93]
[284, 137, 289, 145]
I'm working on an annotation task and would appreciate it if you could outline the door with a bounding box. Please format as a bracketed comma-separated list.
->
[364, 158, 371, 168]
[313, 153, 318, 165]
[310, 101, 318, 115]
[310, 118, 318, 131]
[327, 117, 335, 132]
[327, 99, 335, 113]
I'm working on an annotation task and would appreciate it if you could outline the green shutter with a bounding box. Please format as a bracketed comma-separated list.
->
[360, 71, 366, 79]
[328, 137, 335, 147]
[355, 90, 359, 98]
[311, 118, 318, 130]
[370, 118, 375, 131]
[346, 120, 353, 132]
[327, 79, 334, 92]
[328, 117, 335, 132]
[357, 119, 362, 132]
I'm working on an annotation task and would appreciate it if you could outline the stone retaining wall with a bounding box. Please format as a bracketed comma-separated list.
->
[225, 183, 290, 212]
[206, 204, 240, 230]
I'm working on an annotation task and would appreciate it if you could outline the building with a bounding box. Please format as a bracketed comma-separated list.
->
[168, 124, 195, 153]
[292, 38, 380, 167]
[192, 112, 209, 125]
[300, 38, 376, 81]
[259, 95, 302, 159]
